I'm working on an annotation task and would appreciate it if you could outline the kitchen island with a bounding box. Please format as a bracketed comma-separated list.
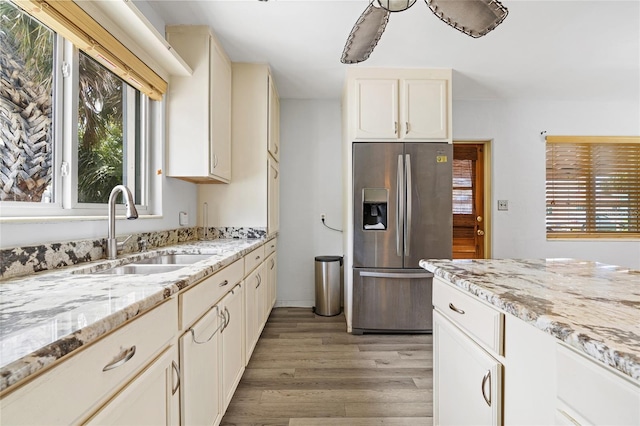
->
[420, 258, 639, 425]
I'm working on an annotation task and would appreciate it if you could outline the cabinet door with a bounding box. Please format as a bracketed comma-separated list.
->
[268, 76, 280, 161]
[180, 304, 223, 426]
[210, 36, 232, 181]
[268, 157, 280, 234]
[86, 346, 180, 426]
[266, 252, 277, 314]
[245, 263, 266, 360]
[221, 284, 245, 411]
[434, 310, 502, 426]
[402, 79, 448, 140]
[354, 79, 399, 140]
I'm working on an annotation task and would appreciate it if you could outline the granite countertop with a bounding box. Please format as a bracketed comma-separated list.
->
[420, 258, 640, 383]
[0, 238, 268, 393]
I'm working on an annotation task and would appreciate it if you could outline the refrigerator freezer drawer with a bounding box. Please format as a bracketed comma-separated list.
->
[352, 268, 434, 333]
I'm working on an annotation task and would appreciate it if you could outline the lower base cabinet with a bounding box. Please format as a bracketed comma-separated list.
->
[221, 283, 245, 411]
[180, 303, 223, 426]
[433, 311, 502, 425]
[86, 346, 180, 425]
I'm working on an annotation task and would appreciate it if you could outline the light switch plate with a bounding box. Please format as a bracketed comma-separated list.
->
[498, 200, 508, 211]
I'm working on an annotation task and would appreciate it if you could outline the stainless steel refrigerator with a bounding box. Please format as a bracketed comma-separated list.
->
[352, 142, 452, 334]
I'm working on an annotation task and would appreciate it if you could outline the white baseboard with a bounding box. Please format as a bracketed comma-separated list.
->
[274, 300, 315, 308]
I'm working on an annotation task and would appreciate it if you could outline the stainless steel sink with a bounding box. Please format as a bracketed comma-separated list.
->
[132, 254, 213, 265]
[93, 264, 186, 275]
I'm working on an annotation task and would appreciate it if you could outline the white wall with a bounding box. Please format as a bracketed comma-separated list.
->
[0, 102, 198, 248]
[277, 99, 343, 307]
[454, 99, 640, 269]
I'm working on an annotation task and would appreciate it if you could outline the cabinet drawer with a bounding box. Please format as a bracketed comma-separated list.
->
[556, 345, 640, 425]
[0, 300, 177, 425]
[180, 259, 243, 329]
[264, 238, 277, 257]
[433, 276, 503, 355]
[244, 245, 265, 276]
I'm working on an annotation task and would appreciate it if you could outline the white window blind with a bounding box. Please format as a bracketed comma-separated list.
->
[546, 136, 640, 238]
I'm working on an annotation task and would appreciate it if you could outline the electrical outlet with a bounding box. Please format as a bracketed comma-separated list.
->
[497, 200, 509, 211]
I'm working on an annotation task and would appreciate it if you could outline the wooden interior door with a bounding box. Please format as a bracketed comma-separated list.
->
[453, 144, 485, 259]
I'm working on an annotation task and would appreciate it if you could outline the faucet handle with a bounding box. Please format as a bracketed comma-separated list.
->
[138, 239, 148, 252]
[116, 235, 133, 251]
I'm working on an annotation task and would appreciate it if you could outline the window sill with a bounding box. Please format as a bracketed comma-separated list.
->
[547, 233, 640, 241]
[0, 215, 163, 224]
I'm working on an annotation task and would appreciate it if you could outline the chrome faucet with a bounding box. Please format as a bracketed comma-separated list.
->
[107, 185, 139, 259]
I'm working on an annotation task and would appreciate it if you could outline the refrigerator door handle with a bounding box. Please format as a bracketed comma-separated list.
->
[396, 154, 404, 257]
[405, 154, 412, 256]
[359, 271, 433, 279]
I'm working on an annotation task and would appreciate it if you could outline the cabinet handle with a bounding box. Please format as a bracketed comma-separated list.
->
[171, 360, 180, 395]
[405, 121, 409, 135]
[190, 309, 225, 345]
[448, 303, 465, 315]
[256, 255, 261, 260]
[213, 154, 219, 168]
[481, 370, 492, 407]
[270, 259, 275, 270]
[275, 144, 279, 154]
[256, 274, 262, 288]
[271, 244, 275, 248]
[394, 121, 398, 135]
[224, 307, 230, 330]
[274, 170, 279, 179]
[103, 346, 136, 371]
[219, 279, 229, 287]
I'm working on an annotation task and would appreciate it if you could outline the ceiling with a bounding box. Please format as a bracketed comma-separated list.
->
[147, 0, 640, 101]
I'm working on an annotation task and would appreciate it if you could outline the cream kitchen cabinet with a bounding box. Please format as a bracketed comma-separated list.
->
[268, 157, 280, 234]
[244, 261, 267, 361]
[0, 299, 177, 425]
[265, 238, 278, 312]
[268, 75, 280, 161]
[433, 277, 503, 425]
[198, 63, 280, 236]
[86, 345, 180, 426]
[354, 77, 448, 141]
[434, 311, 503, 426]
[179, 303, 223, 426]
[166, 25, 231, 183]
[220, 283, 245, 411]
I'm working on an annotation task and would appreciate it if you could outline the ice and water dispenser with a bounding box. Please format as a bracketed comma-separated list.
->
[362, 188, 388, 230]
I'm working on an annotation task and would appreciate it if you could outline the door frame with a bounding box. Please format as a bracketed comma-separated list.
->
[453, 140, 492, 259]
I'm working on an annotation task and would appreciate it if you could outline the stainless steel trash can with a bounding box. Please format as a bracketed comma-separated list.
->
[314, 256, 343, 316]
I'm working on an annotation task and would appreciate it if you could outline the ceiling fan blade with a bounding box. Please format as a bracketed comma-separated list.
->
[341, 3, 390, 64]
[425, 0, 508, 38]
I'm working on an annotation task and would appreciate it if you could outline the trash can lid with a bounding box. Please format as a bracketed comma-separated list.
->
[315, 255, 343, 262]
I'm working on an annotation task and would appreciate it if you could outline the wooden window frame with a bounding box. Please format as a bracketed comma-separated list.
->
[545, 136, 640, 239]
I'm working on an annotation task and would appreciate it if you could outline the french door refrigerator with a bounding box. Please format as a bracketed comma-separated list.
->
[352, 142, 452, 334]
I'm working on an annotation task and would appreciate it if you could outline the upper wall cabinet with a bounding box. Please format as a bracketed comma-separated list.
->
[267, 76, 280, 162]
[166, 26, 231, 183]
[348, 69, 452, 143]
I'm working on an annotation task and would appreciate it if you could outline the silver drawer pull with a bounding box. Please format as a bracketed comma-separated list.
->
[448, 303, 465, 315]
[103, 346, 136, 371]
[270, 259, 275, 270]
[256, 274, 262, 288]
[481, 370, 492, 407]
[219, 279, 229, 287]
[171, 360, 180, 395]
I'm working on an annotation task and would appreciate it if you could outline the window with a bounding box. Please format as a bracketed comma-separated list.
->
[0, 0, 155, 215]
[546, 136, 640, 238]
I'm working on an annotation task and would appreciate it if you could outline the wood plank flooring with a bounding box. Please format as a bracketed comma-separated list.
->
[220, 307, 433, 426]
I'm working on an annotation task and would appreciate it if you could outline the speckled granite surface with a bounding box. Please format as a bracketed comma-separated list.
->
[0, 226, 267, 280]
[0, 237, 270, 392]
[420, 258, 640, 382]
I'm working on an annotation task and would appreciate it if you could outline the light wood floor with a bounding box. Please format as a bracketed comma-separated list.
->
[220, 307, 433, 426]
